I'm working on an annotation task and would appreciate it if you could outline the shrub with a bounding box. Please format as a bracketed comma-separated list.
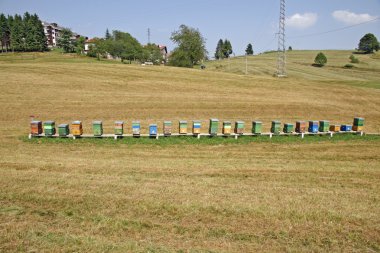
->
[349, 55, 359, 63]
[314, 52, 327, 67]
[344, 64, 355, 69]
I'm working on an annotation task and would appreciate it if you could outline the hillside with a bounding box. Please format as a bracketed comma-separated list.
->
[0, 51, 379, 252]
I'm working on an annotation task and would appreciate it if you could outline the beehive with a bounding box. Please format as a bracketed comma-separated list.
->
[353, 125, 363, 132]
[252, 121, 262, 134]
[329, 125, 340, 132]
[308, 121, 319, 133]
[192, 121, 201, 134]
[179, 121, 187, 134]
[295, 121, 306, 133]
[93, 121, 103, 136]
[163, 121, 172, 136]
[149, 124, 158, 136]
[319, 120, 330, 132]
[43, 121, 56, 136]
[222, 121, 232, 135]
[283, 123, 294, 133]
[271, 121, 281, 134]
[132, 121, 140, 136]
[209, 119, 219, 135]
[340, 125, 352, 132]
[353, 117, 364, 127]
[30, 120, 42, 135]
[71, 121, 83, 136]
[114, 121, 124, 135]
[58, 124, 70, 137]
[234, 121, 245, 135]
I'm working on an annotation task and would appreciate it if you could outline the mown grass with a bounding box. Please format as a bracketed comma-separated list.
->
[0, 51, 379, 252]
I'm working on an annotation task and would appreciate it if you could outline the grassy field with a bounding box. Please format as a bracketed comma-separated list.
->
[0, 50, 379, 252]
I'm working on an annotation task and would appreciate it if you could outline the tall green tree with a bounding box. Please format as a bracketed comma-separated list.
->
[245, 43, 253, 55]
[75, 36, 86, 54]
[31, 13, 47, 51]
[57, 28, 75, 53]
[169, 24, 207, 68]
[0, 14, 9, 52]
[22, 12, 33, 51]
[215, 39, 224, 60]
[358, 33, 379, 54]
[314, 52, 327, 67]
[222, 39, 233, 58]
[10, 14, 23, 52]
[141, 43, 163, 64]
[105, 28, 111, 40]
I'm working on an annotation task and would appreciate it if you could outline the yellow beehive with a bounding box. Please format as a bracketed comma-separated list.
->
[329, 125, 340, 132]
[353, 125, 363, 132]
[72, 121, 83, 136]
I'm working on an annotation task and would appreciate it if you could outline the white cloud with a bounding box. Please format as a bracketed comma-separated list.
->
[286, 13, 318, 29]
[332, 10, 377, 25]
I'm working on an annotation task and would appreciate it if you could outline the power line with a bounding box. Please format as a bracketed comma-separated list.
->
[288, 17, 380, 39]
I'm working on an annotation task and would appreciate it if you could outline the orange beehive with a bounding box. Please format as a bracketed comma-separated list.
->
[353, 125, 363, 132]
[30, 120, 42, 135]
[72, 121, 83, 136]
[329, 125, 340, 132]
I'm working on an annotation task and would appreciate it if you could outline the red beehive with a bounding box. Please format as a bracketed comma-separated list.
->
[30, 120, 42, 135]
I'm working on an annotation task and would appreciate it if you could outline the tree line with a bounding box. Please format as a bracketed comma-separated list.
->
[0, 12, 47, 52]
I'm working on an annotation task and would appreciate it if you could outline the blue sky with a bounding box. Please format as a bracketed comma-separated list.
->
[1, 0, 379, 56]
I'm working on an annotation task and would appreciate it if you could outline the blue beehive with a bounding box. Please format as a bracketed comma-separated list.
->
[340, 125, 352, 132]
[308, 121, 319, 133]
[149, 124, 158, 136]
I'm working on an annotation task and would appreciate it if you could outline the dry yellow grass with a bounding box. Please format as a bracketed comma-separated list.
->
[0, 51, 379, 252]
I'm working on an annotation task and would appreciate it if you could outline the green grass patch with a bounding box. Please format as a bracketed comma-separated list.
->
[20, 134, 380, 147]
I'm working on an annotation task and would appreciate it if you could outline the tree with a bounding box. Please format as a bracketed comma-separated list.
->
[75, 36, 86, 55]
[30, 13, 47, 51]
[57, 28, 75, 53]
[222, 39, 233, 58]
[215, 39, 224, 60]
[169, 24, 207, 68]
[349, 54, 359, 64]
[0, 14, 9, 52]
[358, 33, 379, 54]
[314, 52, 327, 67]
[141, 43, 163, 64]
[105, 28, 111, 40]
[10, 14, 23, 52]
[109, 30, 143, 63]
[245, 43, 253, 55]
[288, 46, 292, 51]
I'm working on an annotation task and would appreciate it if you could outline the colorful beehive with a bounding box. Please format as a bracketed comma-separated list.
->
[193, 121, 201, 134]
[319, 120, 330, 132]
[71, 121, 83, 136]
[209, 119, 219, 136]
[353, 117, 364, 132]
[234, 121, 245, 135]
[93, 121, 103, 136]
[114, 121, 124, 135]
[329, 124, 340, 132]
[43, 121, 56, 136]
[132, 121, 140, 136]
[283, 123, 294, 133]
[30, 120, 42, 135]
[295, 121, 306, 133]
[179, 121, 187, 134]
[58, 124, 70, 137]
[308, 121, 319, 133]
[149, 124, 158, 136]
[340, 125, 352, 132]
[353, 117, 364, 127]
[163, 121, 172, 136]
[271, 121, 281, 134]
[252, 121, 262, 134]
[222, 121, 232, 135]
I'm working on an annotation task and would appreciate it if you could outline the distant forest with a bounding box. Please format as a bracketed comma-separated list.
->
[0, 12, 47, 52]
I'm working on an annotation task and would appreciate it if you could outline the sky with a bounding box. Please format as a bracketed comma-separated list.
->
[1, 0, 379, 56]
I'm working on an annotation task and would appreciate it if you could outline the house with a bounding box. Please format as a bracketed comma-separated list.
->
[84, 38, 97, 53]
[158, 45, 168, 62]
[42, 21, 85, 47]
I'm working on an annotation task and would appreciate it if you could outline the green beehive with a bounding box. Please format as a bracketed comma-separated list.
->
[319, 120, 330, 132]
[271, 120, 281, 134]
[234, 121, 245, 135]
[283, 123, 294, 133]
[353, 117, 364, 126]
[93, 121, 103, 136]
[43, 121, 56, 136]
[209, 119, 219, 135]
[114, 121, 124, 135]
[58, 124, 70, 137]
[179, 120, 188, 134]
[252, 121, 262, 134]
[132, 121, 140, 136]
